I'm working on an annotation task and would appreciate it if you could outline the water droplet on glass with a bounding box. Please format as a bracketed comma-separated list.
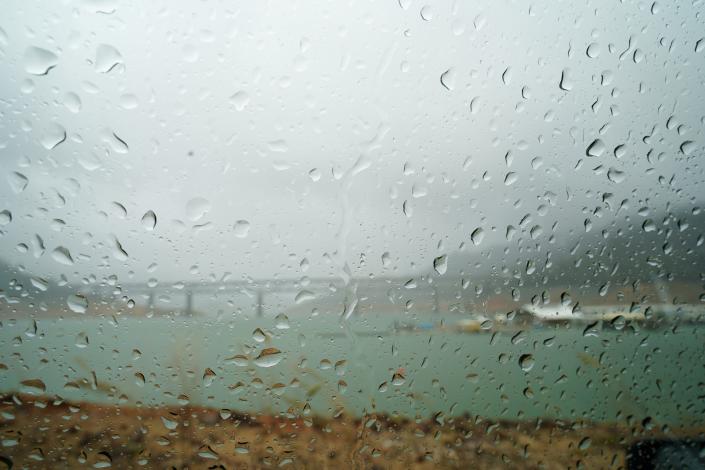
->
[586, 139, 606, 158]
[95, 44, 123, 73]
[141, 210, 157, 231]
[40, 124, 67, 150]
[20, 379, 46, 395]
[233, 220, 250, 238]
[433, 255, 447, 275]
[559, 68, 573, 91]
[161, 416, 178, 430]
[229, 91, 250, 111]
[440, 68, 456, 91]
[63, 92, 82, 113]
[420, 5, 433, 21]
[586, 42, 600, 58]
[0, 210, 11, 225]
[392, 371, 406, 386]
[680, 141, 695, 155]
[695, 38, 704, 53]
[295, 290, 315, 304]
[202, 368, 216, 387]
[51, 246, 74, 265]
[607, 167, 625, 184]
[67, 294, 88, 314]
[134, 372, 145, 387]
[252, 328, 266, 343]
[519, 354, 535, 372]
[254, 348, 283, 368]
[24, 46, 58, 75]
[471, 227, 484, 246]
[275, 313, 290, 329]
[186, 197, 210, 221]
[7, 172, 28, 193]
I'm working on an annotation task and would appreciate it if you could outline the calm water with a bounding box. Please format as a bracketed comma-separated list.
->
[1, 313, 703, 427]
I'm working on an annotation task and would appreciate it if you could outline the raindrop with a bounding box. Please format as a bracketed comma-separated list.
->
[586, 43, 600, 58]
[275, 313, 290, 329]
[229, 91, 250, 111]
[254, 348, 283, 368]
[680, 141, 695, 155]
[51, 246, 74, 265]
[392, 371, 406, 386]
[30, 277, 48, 291]
[67, 294, 88, 313]
[7, 172, 28, 193]
[308, 168, 321, 181]
[471, 227, 484, 246]
[202, 368, 216, 386]
[579, 437, 592, 450]
[186, 197, 210, 221]
[161, 416, 178, 430]
[63, 92, 82, 113]
[233, 220, 250, 238]
[607, 167, 625, 183]
[433, 255, 447, 275]
[0, 210, 11, 225]
[40, 124, 67, 150]
[614, 144, 626, 159]
[95, 44, 123, 72]
[134, 372, 145, 387]
[519, 354, 535, 372]
[440, 68, 456, 91]
[20, 379, 46, 395]
[559, 68, 573, 91]
[420, 5, 433, 21]
[295, 290, 315, 304]
[112, 237, 128, 261]
[473, 14, 486, 31]
[24, 46, 58, 75]
[586, 139, 606, 158]
[252, 328, 266, 343]
[141, 210, 157, 230]
[642, 219, 656, 232]
[504, 172, 518, 185]
[696, 38, 704, 53]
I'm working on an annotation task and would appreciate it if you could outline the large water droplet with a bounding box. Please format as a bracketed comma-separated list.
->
[20, 379, 46, 395]
[254, 348, 283, 368]
[440, 68, 456, 91]
[295, 290, 316, 304]
[95, 44, 123, 72]
[229, 91, 250, 111]
[252, 328, 267, 343]
[680, 141, 695, 155]
[7, 172, 28, 193]
[40, 124, 67, 150]
[586, 139, 606, 158]
[233, 220, 250, 238]
[51, 246, 74, 265]
[519, 354, 535, 372]
[67, 294, 88, 313]
[186, 197, 210, 221]
[471, 227, 484, 246]
[63, 92, 82, 113]
[141, 210, 157, 231]
[433, 255, 447, 275]
[559, 68, 573, 91]
[24, 46, 58, 75]
[0, 210, 11, 225]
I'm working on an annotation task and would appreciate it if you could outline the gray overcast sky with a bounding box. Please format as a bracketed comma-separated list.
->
[0, 0, 703, 286]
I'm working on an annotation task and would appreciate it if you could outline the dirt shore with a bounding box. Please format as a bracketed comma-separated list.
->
[0, 395, 702, 469]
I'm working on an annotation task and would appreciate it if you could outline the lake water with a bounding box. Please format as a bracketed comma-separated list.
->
[1, 313, 703, 427]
